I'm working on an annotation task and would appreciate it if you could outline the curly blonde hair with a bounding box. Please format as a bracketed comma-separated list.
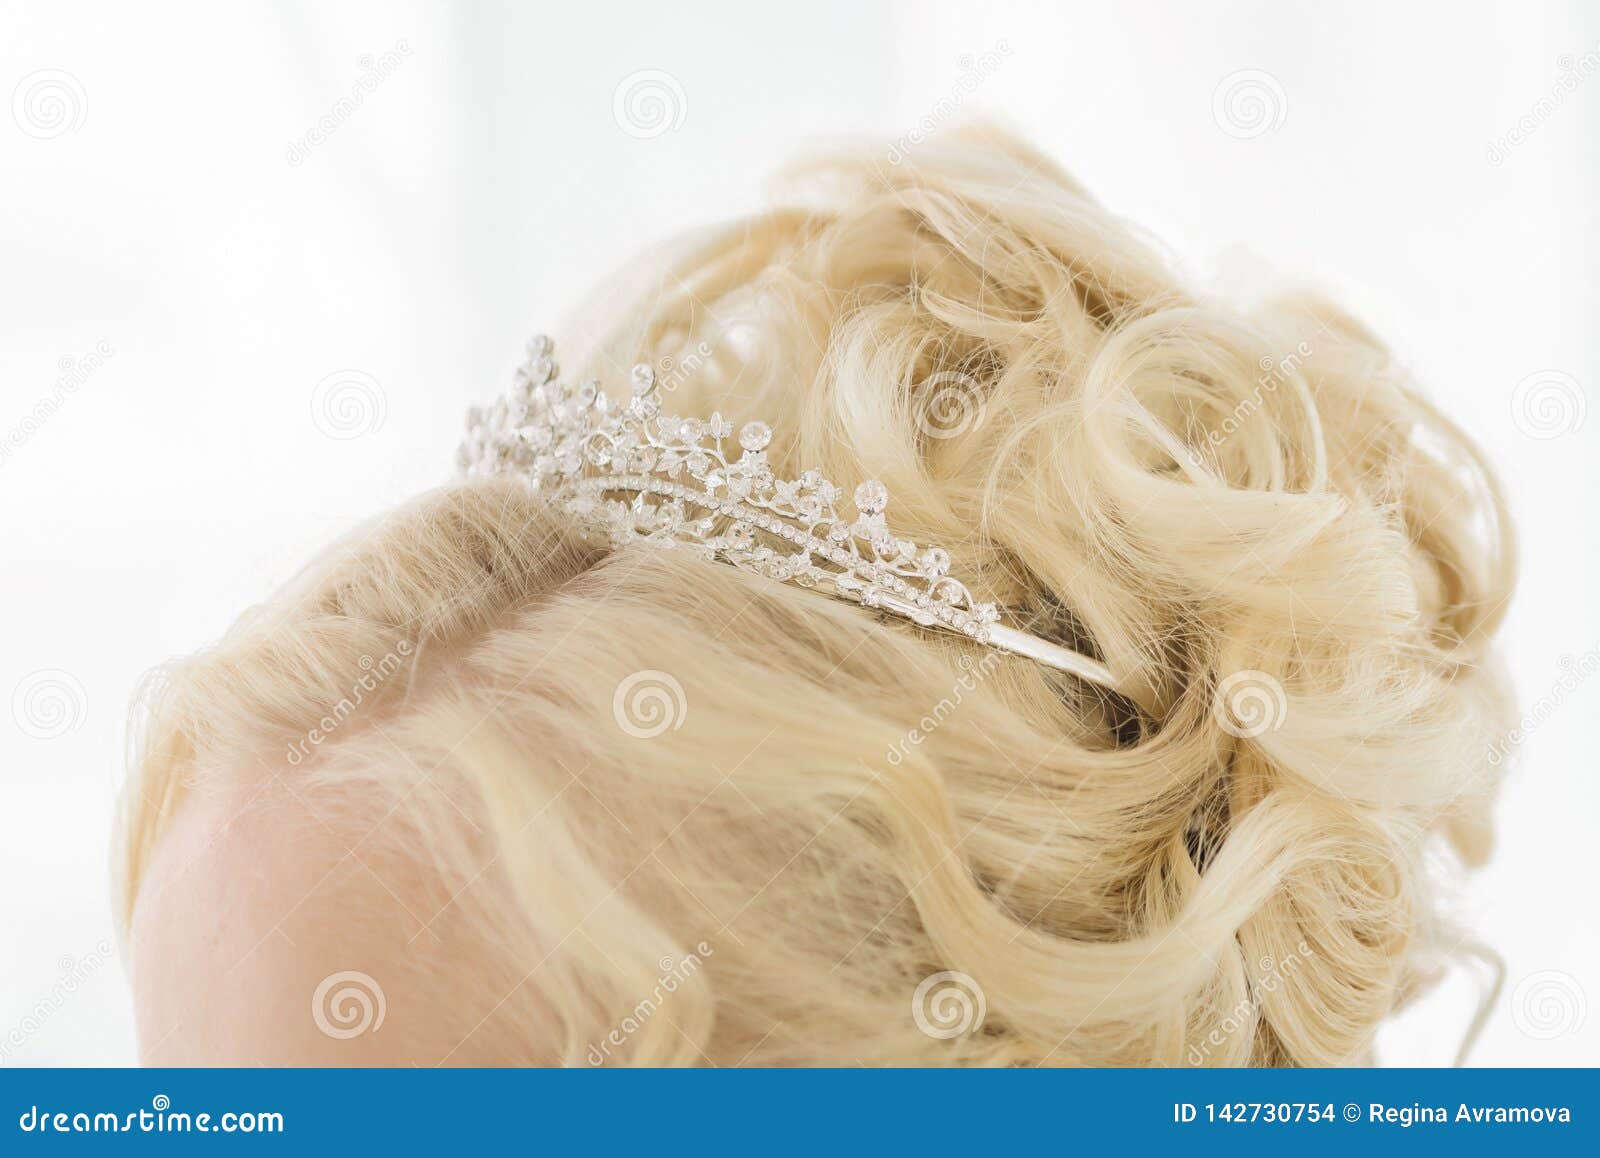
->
[117, 125, 1515, 1066]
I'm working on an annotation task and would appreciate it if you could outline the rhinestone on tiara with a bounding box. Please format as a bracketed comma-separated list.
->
[456, 335, 1132, 699]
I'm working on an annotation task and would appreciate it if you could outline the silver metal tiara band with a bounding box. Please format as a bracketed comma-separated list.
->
[456, 335, 1137, 704]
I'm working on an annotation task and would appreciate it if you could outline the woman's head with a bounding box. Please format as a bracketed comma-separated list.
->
[118, 124, 1514, 1065]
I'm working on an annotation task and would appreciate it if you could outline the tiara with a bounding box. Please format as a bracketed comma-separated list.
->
[456, 335, 1131, 699]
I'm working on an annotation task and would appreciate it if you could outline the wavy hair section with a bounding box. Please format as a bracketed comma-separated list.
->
[118, 125, 1515, 1065]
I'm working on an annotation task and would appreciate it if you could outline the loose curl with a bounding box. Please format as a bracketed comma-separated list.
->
[117, 124, 1515, 1065]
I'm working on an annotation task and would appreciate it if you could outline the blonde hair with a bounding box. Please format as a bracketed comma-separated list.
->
[117, 125, 1515, 1065]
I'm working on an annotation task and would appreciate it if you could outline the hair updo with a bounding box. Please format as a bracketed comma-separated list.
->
[118, 124, 1515, 1065]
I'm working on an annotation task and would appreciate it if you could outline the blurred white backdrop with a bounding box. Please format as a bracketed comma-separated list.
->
[1, 0, 1594, 1065]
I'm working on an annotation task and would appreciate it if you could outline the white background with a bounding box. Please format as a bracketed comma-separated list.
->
[1, 0, 1594, 1066]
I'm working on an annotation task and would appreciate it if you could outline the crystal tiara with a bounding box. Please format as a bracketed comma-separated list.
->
[456, 335, 1136, 702]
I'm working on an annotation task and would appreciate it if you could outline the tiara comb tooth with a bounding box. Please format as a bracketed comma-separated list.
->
[458, 335, 1130, 699]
